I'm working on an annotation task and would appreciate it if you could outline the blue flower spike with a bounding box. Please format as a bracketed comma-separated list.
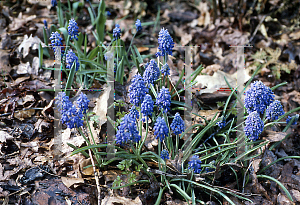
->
[51, 0, 57, 8]
[68, 18, 79, 41]
[161, 149, 169, 160]
[55, 92, 84, 129]
[115, 114, 141, 145]
[266, 100, 285, 121]
[113, 24, 121, 41]
[188, 155, 202, 174]
[143, 59, 160, 87]
[244, 81, 275, 114]
[128, 74, 148, 106]
[43, 20, 48, 29]
[141, 94, 154, 121]
[135, 19, 142, 32]
[156, 86, 171, 113]
[170, 112, 185, 135]
[129, 106, 139, 120]
[153, 117, 169, 141]
[76, 93, 90, 115]
[156, 28, 174, 57]
[286, 115, 298, 125]
[161, 63, 170, 76]
[244, 111, 264, 141]
[66, 49, 80, 71]
[49, 31, 63, 53]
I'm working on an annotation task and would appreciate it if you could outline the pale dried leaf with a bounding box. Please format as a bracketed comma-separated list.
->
[61, 177, 84, 188]
[14, 109, 35, 121]
[101, 195, 142, 205]
[18, 34, 44, 58]
[0, 131, 13, 143]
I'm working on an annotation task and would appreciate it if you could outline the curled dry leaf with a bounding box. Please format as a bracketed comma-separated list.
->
[18, 34, 44, 58]
[61, 177, 84, 189]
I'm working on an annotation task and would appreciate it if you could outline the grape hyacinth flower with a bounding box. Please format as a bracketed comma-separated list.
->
[216, 117, 226, 129]
[141, 94, 154, 120]
[106, 11, 111, 16]
[113, 24, 121, 41]
[143, 59, 160, 86]
[43, 20, 48, 29]
[170, 112, 185, 135]
[66, 49, 80, 71]
[76, 93, 90, 115]
[51, 0, 57, 7]
[55, 92, 84, 129]
[161, 149, 169, 160]
[135, 19, 142, 32]
[188, 155, 202, 174]
[244, 111, 264, 141]
[128, 74, 148, 106]
[49, 31, 62, 53]
[286, 115, 298, 125]
[156, 87, 171, 113]
[68, 18, 79, 41]
[128, 106, 139, 120]
[115, 114, 141, 145]
[156, 28, 174, 57]
[244, 81, 275, 114]
[161, 63, 170, 76]
[153, 117, 169, 141]
[265, 100, 285, 121]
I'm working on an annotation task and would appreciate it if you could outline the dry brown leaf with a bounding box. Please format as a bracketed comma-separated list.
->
[80, 158, 94, 176]
[0, 131, 13, 143]
[194, 70, 250, 94]
[265, 130, 286, 142]
[137, 47, 149, 53]
[103, 170, 120, 182]
[18, 34, 44, 58]
[252, 159, 262, 173]
[291, 189, 300, 202]
[61, 177, 84, 188]
[197, 2, 210, 27]
[14, 109, 35, 121]
[101, 195, 142, 205]
[290, 30, 300, 40]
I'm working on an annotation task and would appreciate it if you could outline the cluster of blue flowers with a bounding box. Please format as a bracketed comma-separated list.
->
[68, 19, 79, 41]
[143, 59, 160, 86]
[115, 114, 141, 145]
[244, 81, 275, 114]
[113, 24, 121, 41]
[49, 31, 62, 53]
[244, 111, 264, 141]
[135, 19, 142, 32]
[55, 92, 89, 129]
[156, 28, 174, 57]
[43, 20, 47, 29]
[161, 149, 169, 160]
[188, 155, 202, 174]
[51, 0, 57, 7]
[66, 49, 80, 71]
[128, 74, 148, 106]
[161, 63, 170, 76]
[286, 115, 298, 125]
[216, 117, 226, 129]
[266, 100, 285, 121]
[156, 87, 171, 113]
[153, 117, 169, 141]
[141, 94, 154, 120]
[128, 106, 139, 120]
[170, 112, 185, 135]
